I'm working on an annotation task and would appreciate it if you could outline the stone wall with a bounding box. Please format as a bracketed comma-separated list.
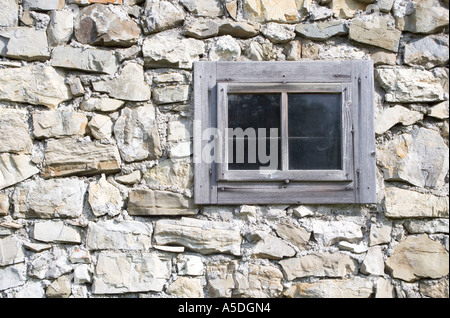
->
[0, 0, 448, 298]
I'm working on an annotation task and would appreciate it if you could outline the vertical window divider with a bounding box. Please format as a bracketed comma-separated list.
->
[281, 92, 289, 172]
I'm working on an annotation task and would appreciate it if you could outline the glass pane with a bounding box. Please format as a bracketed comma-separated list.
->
[288, 94, 342, 170]
[228, 94, 281, 171]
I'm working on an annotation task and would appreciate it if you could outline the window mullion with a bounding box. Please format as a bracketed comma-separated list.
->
[281, 92, 289, 172]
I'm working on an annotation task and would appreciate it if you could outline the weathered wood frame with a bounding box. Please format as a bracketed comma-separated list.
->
[194, 61, 376, 205]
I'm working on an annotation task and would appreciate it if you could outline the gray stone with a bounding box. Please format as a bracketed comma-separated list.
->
[80, 98, 125, 112]
[375, 105, 423, 135]
[276, 223, 310, 250]
[43, 137, 121, 178]
[167, 119, 191, 142]
[32, 111, 88, 139]
[115, 170, 142, 185]
[86, 219, 152, 251]
[420, 278, 449, 298]
[0, 0, 19, 28]
[349, 16, 402, 52]
[114, 105, 162, 162]
[218, 21, 260, 38]
[378, 0, 395, 12]
[375, 68, 445, 103]
[252, 234, 296, 259]
[23, 0, 65, 11]
[74, 4, 140, 47]
[0, 109, 32, 154]
[312, 220, 363, 246]
[0, 28, 50, 61]
[284, 277, 373, 298]
[0, 264, 26, 291]
[92, 252, 171, 294]
[143, 159, 193, 189]
[28, 247, 72, 280]
[384, 188, 449, 219]
[428, 101, 449, 120]
[295, 20, 348, 41]
[93, 63, 151, 101]
[88, 175, 123, 217]
[13, 178, 86, 219]
[47, 11, 75, 47]
[0, 154, 39, 190]
[88, 114, 113, 140]
[0, 236, 24, 266]
[33, 221, 82, 244]
[404, 218, 449, 234]
[128, 189, 196, 216]
[180, 0, 225, 17]
[377, 128, 449, 188]
[385, 234, 449, 282]
[261, 22, 296, 43]
[183, 19, 219, 39]
[209, 35, 241, 61]
[404, 35, 449, 69]
[375, 277, 395, 298]
[153, 85, 190, 104]
[0, 64, 71, 108]
[396, 0, 449, 34]
[361, 246, 385, 276]
[142, 0, 186, 34]
[279, 253, 358, 280]
[177, 255, 204, 276]
[154, 217, 242, 256]
[51, 46, 119, 75]
[168, 141, 192, 158]
[143, 32, 205, 69]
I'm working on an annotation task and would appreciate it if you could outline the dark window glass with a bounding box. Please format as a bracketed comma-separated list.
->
[288, 94, 342, 170]
[228, 94, 281, 170]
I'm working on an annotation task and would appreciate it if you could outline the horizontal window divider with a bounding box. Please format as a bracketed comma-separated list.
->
[217, 169, 350, 182]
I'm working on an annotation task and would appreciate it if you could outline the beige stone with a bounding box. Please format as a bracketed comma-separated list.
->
[144, 159, 193, 189]
[32, 111, 88, 139]
[0, 194, 9, 216]
[88, 175, 122, 217]
[33, 221, 82, 244]
[385, 234, 449, 282]
[420, 278, 449, 298]
[396, 0, 449, 34]
[252, 234, 296, 259]
[284, 277, 373, 298]
[428, 101, 449, 120]
[88, 114, 113, 141]
[275, 222, 310, 250]
[80, 98, 125, 112]
[154, 217, 242, 256]
[46, 276, 71, 298]
[0, 154, 39, 190]
[243, 0, 307, 23]
[167, 277, 204, 298]
[128, 189, 196, 216]
[375, 105, 423, 135]
[0, 65, 71, 108]
[0, 109, 32, 154]
[330, 0, 366, 19]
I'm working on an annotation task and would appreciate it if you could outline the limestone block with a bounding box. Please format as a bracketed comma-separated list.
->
[154, 217, 242, 256]
[243, 0, 308, 23]
[0, 28, 50, 61]
[252, 234, 296, 259]
[74, 4, 140, 47]
[113, 105, 162, 162]
[374, 105, 423, 135]
[361, 246, 385, 275]
[312, 220, 363, 246]
[32, 111, 88, 139]
[261, 22, 296, 43]
[167, 277, 204, 298]
[46, 276, 71, 298]
[404, 35, 449, 69]
[33, 221, 82, 244]
[284, 277, 373, 298]
[183, 19, 219, 39]
[276, 222, 311, 250]
[80, 98, 125, 112]
[92, 252, 171, 294]
[0, 194, 9, 216]
[180, 0, 225, 17]
[375, 68, 445, 103]
[404, 218, 449, 234]
[0, 0, 19, 28]
[93, 63, 151, 101]
[23, 0, 65, 10]
[47, 11, 75, 47]
[51, 46, 118, 75]
[377, 128, 449, 188]
[0, 64, 71, 108]
[349, 16, 402, 52]
[385, 234, 449, 282]
[177, 255, 204, 276]
[383, 188, 449, 219]
[115, 170, 141, 185]
[127, 189, 196, 216]
[0, 264, 26, 291]
[0, 109, 32, 154]
[395, 0, 449, 34]
[420, 278, 449, 298]
[13, 178, 86, 219]
[295, 20, 348, 41]
[218, 21, 260, 38]
[143, 159, 193, 189]
[43, 137, 121, 178]
[28, 247, 73, 280]
[330, 0, 367, 19]
[0, 236, 24, 266]
[88, 175, 122, 217]
[427, 101, 449, 120]
[88, 114, 113, 141]
[86, 219, 152, 250]
[209, 35, 241, 61]
[143, 33, 205, 69]
[153, 85, 190, 104]
[369, 221, 392, 246]
[279, 253, 358, 280]
[0, 154, 39, 190]
[168, 141, 192, 159]
[142, 0, 186, 34]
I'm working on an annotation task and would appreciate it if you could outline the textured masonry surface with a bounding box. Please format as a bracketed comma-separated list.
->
[0, 0, 449, 298]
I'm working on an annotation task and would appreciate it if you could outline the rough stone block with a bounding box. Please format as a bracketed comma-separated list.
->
[128, 189, 196, 216]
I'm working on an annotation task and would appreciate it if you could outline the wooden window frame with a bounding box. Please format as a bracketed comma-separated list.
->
[194, 61, 376, 205]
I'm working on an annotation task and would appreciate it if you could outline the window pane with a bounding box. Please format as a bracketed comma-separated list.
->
[288, 94, 341, 170]
[228, 94, 281, 170]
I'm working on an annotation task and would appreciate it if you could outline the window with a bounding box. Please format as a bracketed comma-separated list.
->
[194, 61, 376, 205]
